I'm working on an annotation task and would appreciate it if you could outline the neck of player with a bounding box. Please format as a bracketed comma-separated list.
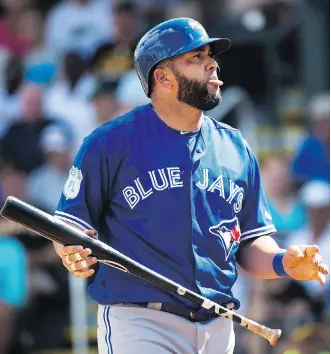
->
[152, 98, 203, 133]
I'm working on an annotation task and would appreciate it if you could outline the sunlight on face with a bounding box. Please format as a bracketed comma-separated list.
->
[170, 45, 222, 110]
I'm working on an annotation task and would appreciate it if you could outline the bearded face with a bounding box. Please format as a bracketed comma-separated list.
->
[173, 67, 222, 111]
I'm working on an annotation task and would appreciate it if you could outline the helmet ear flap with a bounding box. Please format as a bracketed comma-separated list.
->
[147, 67, 157, 97]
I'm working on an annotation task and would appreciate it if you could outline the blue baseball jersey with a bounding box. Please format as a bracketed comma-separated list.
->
[55, 104, 276, 309]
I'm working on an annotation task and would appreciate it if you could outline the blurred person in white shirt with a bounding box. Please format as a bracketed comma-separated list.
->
[45, 0, 113, 59]
[115, 69, 150, 112]
[26, 123, 73, 213]
[286, 180, 330, 314]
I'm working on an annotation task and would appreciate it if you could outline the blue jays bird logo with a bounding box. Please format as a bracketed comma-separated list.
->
[209, 217, 241, 260]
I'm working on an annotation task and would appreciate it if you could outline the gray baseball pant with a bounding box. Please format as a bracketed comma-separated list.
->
[97, 303, 235, 354]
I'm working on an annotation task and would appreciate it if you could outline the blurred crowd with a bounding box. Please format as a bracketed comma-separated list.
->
[0, 0, 329, 354]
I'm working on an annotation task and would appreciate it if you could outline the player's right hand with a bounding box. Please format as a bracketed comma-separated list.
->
[55, 230, 98, 278]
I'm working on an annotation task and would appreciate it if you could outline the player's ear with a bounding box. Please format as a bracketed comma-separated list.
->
[153, 67, 173, 91]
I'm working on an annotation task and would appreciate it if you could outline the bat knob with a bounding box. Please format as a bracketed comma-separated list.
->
[269, 329, 282, 346]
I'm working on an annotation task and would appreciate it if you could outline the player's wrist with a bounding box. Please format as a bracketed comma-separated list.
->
[272, 250, 288, 277]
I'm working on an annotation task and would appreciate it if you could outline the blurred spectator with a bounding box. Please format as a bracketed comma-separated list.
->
[85, 1, 147, 116]
[127, 0, 179, 28]
[89, 1, 142, 89]
[0, 155, 67, 352]
[227, 0, 297, 14]
[0, 83, 54, 173]
[113, 1, 142, 46]
[0, 300, 13, 354]
[0, 55, 24, 137]
[19, 241, 69, 351]
[0, 166, 28, 354]
[26, 123, 73, 213]
[45, 0, 113, 58]
[3, 55, 24, 94]
[0, 164, 27, 203]
[166, 1, 202, 22]
[113, 34, 150, 111]
[0, 234, 27, 354]
[7, 122, 72, 350]
[277, 323, 330, 354]
[89, 41, 132, 86]
[115, 68, 150, 110]
[45, 52, 97, 155]
[292, 93, 330, 185]
[0, 0, 31, 56]
[194, 0, 228, 30]
[286, 180, 330, 319]
[261, 154, 307, 247]
[48, 51, 90, 100]
[19, 7, 57, 85]
[90, 77, 121, 125]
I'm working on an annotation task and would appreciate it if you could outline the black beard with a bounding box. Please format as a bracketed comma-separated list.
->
[174, 70, 221, 111]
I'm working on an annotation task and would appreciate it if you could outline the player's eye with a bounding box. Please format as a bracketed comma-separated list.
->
[194, 53, 202, 59]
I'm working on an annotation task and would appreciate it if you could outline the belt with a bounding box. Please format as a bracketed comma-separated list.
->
[123, 302, 235, 322]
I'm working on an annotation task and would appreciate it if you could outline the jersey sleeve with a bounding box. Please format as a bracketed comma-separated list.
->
[55, 132, 109, 233]
[240, 143, 276, 242]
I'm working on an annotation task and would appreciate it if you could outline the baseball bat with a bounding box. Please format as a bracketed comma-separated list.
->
[0, 196, 281, 346]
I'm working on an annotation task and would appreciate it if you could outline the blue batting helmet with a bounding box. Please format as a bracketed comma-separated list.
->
[134, 18, 231, 97]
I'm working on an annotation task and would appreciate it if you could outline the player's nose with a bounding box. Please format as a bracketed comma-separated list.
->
[206, 56, 217, 73]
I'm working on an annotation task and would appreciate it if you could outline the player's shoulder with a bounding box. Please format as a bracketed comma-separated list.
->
[204, 115, 253, 155]
[86, 104, 148, 143]
[206, 116, 239, 132]
[204, 115, 244, 142]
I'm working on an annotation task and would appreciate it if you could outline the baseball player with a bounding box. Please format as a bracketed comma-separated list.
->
[53, 18, 328, 354]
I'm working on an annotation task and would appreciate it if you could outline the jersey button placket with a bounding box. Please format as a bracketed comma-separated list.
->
[191, 136, 206, 293]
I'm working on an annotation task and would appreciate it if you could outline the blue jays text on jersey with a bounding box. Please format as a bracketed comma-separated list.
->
[123, 168, 244, 213]
[55, 104, 276, 310]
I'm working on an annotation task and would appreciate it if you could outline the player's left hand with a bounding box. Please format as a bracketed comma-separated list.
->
[283, 245, 329, 285]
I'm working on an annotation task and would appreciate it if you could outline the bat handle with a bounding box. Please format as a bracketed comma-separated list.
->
[243, 317, 282, 346]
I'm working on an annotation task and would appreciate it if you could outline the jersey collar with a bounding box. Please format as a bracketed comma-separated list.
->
[146, 104, 212, 161]
[146, 103, 210, 150]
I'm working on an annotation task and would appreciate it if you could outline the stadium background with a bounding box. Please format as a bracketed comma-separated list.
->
[0, 0, 329, 353]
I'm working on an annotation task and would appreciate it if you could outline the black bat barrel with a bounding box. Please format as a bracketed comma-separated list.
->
[0, 196, 207, 306]
[1, 196, 106, 254]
